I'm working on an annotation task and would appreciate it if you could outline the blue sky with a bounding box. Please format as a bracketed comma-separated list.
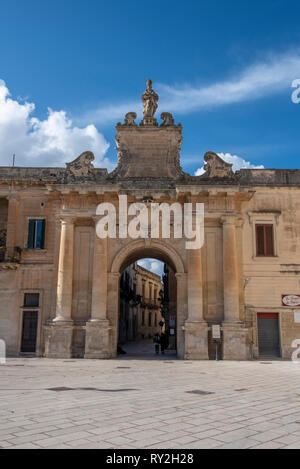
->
[1, 0, 300, 174]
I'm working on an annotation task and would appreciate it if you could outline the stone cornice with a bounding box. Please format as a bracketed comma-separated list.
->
[0, 263, 20, 271]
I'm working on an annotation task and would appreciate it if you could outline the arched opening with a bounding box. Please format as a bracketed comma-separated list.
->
[118, 257, 177, 358]
[109, 240, 186, 359]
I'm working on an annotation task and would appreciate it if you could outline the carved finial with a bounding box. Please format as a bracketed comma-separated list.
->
[124, 112, 137, 126]
[160, 112, 175, 127]
[141, 79, 159, 126]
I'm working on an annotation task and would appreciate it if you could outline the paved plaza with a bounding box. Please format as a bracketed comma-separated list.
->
[1, 345, 300, 449]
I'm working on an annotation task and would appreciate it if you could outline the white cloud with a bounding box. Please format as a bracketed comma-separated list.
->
[195, 152, 264, 176]
[157, 52, 300, 113]
[137, 258, 164, 278]
[78, 50, 300, 125]
[0, 80, 111, 168]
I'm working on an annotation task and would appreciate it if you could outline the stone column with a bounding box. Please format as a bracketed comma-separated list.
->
[188, 248, 204, 321]
[90, 235, 107, 321]
[85, 225, 111, 359]
[106, 272, 120, 358]
[221, 216, 240, 323]
[44, 217, 74, 358]
[175, 272, 187, 359]
[54, 218, 75, 323]
[184, 248, 209, 360]
[221, 215, 250, 360]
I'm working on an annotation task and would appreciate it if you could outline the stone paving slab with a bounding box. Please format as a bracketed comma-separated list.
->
[0, 358, 300, 449]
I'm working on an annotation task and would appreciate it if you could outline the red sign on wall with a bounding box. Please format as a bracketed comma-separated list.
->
[281, 294, 300, 307]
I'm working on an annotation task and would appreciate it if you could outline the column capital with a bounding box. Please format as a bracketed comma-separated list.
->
[220, 214, 237, 225]
[92, 215, 102, 223]
[56, 215, 76, 225]
[175, 272, 187, 279]
[6, 193, 20, 201]
[109, 272, 121, 279]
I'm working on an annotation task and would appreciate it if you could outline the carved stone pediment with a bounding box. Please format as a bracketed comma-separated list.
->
[202, 152, 234, 179]
[65, 152, 95, 181]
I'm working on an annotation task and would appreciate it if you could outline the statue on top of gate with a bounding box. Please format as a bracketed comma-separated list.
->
[140, 79, 159, 126]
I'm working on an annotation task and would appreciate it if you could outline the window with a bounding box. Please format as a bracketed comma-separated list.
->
[142, 310, 145, 326]
[24, 293, 39, 307]
[256, 224, 274, 257]
[149, 312, 152, 327]
[248, 211, 280, 259]
[155, 313, 157, 326]
[27, 219, 45, 249]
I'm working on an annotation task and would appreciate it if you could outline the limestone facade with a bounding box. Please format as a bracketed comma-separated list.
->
[1, 81, 300, 360]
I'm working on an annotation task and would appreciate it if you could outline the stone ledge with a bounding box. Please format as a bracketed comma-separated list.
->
[0, 263, 20, 271]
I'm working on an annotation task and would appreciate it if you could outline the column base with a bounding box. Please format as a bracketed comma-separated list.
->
[44, 322, 73, 359]
[84, 320, 111, 359]
[184, 321, 209, 360]
[222, 322, 251, 360]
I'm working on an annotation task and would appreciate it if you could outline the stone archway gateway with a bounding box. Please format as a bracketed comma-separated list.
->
[41, 80, 253, 361]
[109, 239, 185, 358]
[2, 80, 300, 360]
[4, 77, 285, 361]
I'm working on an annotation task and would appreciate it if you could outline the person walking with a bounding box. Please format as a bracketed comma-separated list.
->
[160, 332, 167, 354]
[153, 333, 160, 354]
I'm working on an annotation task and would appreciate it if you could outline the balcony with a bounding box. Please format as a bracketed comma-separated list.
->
[0, 246, 21, 270]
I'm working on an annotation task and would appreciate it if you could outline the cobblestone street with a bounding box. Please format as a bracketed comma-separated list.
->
[1, 356, 300, 449]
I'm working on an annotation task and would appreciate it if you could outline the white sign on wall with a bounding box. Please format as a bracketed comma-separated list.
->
[294, 312, 300, 323]
[212, 325, 221, 339]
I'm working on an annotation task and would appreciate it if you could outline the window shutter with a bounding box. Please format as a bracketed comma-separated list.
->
[41, 220, 45, 249]
[265, 225, 274, 256]
[27, 220, 35, 249]
[256, 225, 265, 256]
[35, 220, 45, 249]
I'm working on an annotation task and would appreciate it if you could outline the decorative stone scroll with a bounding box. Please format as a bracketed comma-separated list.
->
[66, 151, 95, 179]
[107, 136, 131, 178]
[202, 151, 234, 179]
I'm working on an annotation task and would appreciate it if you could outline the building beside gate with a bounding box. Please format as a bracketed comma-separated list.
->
[1, 80, 300, 360]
